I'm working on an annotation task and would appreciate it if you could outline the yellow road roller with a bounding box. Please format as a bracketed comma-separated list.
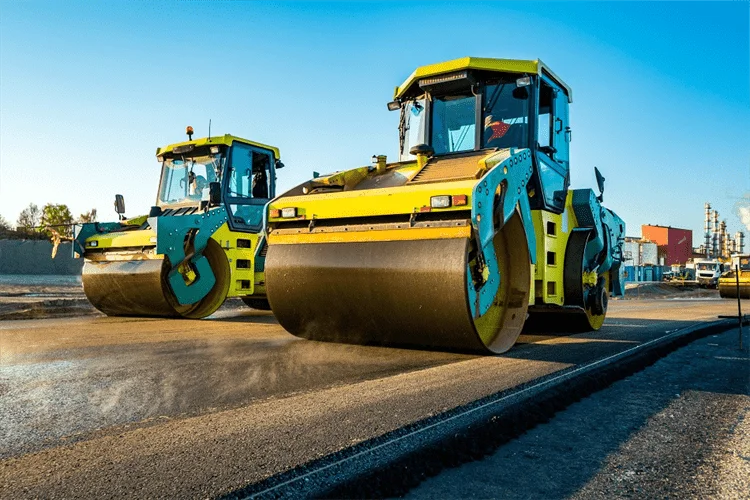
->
[718, 254, 750, 299]
[264, 57, 626, 353]
[73, 129, 284, 318]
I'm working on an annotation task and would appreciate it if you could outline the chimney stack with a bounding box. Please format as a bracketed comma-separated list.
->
[712, 210, 720, 257]
[736, 231, 746, 254]
[704, 202, 711, 257]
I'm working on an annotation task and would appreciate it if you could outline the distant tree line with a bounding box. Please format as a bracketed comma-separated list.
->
[0, 203, 97, 240]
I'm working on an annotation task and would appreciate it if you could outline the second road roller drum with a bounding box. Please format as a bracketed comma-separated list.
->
[82, 238, 232, 319]
[82, 259, 179, 317]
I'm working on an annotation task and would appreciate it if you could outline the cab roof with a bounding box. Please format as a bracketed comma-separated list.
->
[394, 57, 572, 103]
[156, 134, 280, 159]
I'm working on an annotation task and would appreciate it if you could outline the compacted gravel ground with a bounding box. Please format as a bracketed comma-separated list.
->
[406, 326, 749, 499]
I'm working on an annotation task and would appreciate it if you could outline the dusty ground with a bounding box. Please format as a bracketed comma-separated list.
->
[406, 327, 749, 499]
[0, 299, 742, 498]
[0, 275, 250, 320]
[0, 276, 722, 320]
[0, 275, 91, 320]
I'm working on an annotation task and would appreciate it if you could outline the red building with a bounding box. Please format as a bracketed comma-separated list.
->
[641, 225, 693, 265]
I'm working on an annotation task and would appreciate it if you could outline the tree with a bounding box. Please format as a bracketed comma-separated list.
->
[40, 203, 74, 238]
[79, 208, 97, 223]
[17, 203, 41, 233]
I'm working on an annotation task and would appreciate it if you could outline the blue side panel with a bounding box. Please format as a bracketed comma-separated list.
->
[571, 188, 627, 296]
[571, 189, 604, 263]
[467, 148, 536, 318]
[151, 206, 228, 305]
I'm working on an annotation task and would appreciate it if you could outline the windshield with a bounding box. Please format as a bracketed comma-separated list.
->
[158, 154, 223, 206]
[696, 263, 719, 271]
[482, 81, 530, 149]
[739, 256, 750, 270]
[431, 93, 476, 155]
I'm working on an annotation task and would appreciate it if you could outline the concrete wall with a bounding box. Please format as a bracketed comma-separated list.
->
[0, 240, 83, 275]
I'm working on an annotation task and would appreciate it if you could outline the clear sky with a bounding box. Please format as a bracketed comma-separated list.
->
[1, 1, 748, 242]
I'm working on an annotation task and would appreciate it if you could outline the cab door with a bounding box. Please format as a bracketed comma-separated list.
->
[220, 142, 276, 297]
[224, 142, 276, 232]
[551, 84, 570, 170]
[535, 76, 571, 213]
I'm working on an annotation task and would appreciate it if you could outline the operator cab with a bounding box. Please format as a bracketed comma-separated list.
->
[392, 59, 572, 213]
[155, 134, 282, 231]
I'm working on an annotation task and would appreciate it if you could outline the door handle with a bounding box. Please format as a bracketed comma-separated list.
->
[555, 118, 563, 133]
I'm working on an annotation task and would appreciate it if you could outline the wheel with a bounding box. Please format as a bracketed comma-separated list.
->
[563, 229, 609, 330]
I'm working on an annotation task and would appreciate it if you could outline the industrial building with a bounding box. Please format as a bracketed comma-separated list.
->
[622, 237, 662, 282]
[642, 224, 693, 266]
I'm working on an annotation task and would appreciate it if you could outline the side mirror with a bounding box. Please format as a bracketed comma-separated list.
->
[114, 194, 126, 219]
[209, 182, 222, 205]
[275, 160, 285, 169]
[594, 167, 605, 202]
[512, 87, 529, 100]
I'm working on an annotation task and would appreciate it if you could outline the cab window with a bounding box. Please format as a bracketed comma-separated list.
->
[535, 78, 570, 212]
[400, 99, 426, 160]
[431, 93, 476, 154]
[482, 81, 530, 149]
[538, 82, 553, 151]
[226, 142, 275, 231]
[228, 143, 273, 201]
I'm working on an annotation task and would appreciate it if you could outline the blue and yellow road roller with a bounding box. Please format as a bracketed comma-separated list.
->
[74, 129, 283, 317]
[264, 57, 626, 353]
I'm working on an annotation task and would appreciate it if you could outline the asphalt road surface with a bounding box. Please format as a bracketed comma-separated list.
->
[0, 298, 740, 497]
[407, 326, 749, 499]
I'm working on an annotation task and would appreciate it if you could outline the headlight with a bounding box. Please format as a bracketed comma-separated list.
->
[430, 195, 451, 209]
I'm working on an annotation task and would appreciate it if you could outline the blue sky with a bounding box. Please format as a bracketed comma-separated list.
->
[1, 1, 748, 242]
